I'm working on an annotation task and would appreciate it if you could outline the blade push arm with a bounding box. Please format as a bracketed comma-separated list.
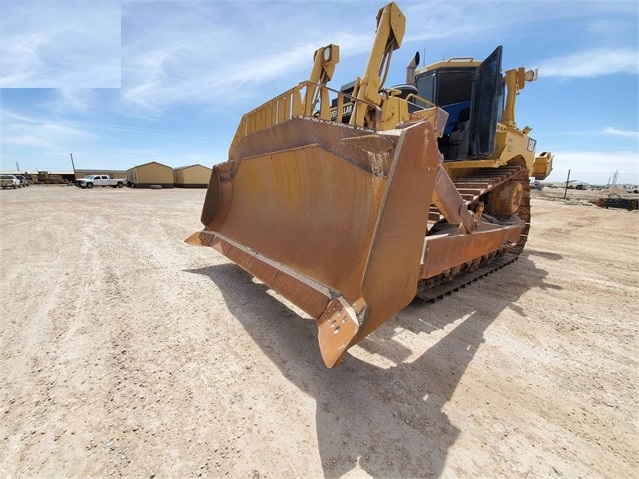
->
[350, 2, 405, 127]
[304, 44, 340, 118]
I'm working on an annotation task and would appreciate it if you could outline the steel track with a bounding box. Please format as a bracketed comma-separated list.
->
[417, 165, 530, 301]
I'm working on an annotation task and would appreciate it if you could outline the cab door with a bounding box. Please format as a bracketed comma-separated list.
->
[468, 45, 502, 158]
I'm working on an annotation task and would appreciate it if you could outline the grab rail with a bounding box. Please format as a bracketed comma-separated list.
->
[229, 81, 382, 154]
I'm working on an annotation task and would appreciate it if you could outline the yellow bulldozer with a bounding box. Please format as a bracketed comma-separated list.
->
[187, 2, 553, 367]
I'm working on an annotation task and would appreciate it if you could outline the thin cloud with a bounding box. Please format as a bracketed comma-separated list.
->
[604, 127, 639, 139]
[0, 33, 45, 86]
[0, 0, 121, 88]
[3, 112, 95, 149]
[539, 49, 639, 78]
[402, 2, 506, 43]
[44, 90, 99, 113]
[119, 2, 382, 112]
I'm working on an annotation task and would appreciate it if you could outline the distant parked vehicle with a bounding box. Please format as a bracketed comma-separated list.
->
[1, 175, 21, 189]
[75, 175, 125, 189]
[15, 175, 29, 187]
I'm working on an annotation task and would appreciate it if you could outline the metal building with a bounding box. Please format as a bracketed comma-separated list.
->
[126, 161, 174, 188]
[173, 164, 212, 188]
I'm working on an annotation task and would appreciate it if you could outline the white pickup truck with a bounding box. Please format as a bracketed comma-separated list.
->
[76, 175, 125, 189]
[1, 174, 22, 189]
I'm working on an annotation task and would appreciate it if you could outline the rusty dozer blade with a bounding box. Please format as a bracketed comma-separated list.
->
[187, 118, 440, 367]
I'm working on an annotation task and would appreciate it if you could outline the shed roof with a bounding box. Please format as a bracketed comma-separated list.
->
[173, 164, 211, 171]
[131, 161, 172, 169]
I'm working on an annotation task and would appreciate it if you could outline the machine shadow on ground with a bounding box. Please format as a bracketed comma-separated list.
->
[187, 251, 560, 478]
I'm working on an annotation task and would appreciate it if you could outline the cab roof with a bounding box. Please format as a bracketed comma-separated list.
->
[416, 58, 481, 75]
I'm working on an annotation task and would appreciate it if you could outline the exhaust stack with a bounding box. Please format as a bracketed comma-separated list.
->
[406, 51, 420, 85]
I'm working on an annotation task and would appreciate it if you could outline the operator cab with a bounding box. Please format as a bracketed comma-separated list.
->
[414, 46, 503, 162]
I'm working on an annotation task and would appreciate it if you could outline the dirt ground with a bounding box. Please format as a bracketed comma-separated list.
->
[1, 185, 637, 478]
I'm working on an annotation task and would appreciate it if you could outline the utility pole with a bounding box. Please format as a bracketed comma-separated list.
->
[563, 169, 571, 200]
[69, 153, 76, 174]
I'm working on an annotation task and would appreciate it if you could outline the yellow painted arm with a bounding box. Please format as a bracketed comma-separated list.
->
[350, 2, 405, 128]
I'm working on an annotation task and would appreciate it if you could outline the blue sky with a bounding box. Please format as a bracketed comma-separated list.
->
[1, 0, 637, 185]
